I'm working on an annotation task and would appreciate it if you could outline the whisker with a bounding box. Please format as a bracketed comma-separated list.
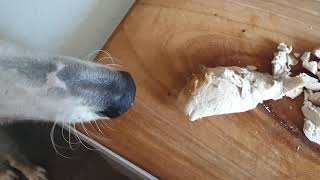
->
[71, 123, 81, 143]
[93, 121, 104, 135]
[72, 123, 96, 151]
[50, 122, 72, 159]
[50, 122, 67, 149]
[80, 122, 111, 141]
[88, 121, 104, 136]
[84, 49, 122, 66]
[96, 57, 123, 68]
[67, 122, 80, 150]
[60, 123, 79, 150]
[96, 49, 122, 64]
[100, 120, 116, 131]
[71, 123, 83, 147]
[61, 126, 72, 149]
[61, 125, 78, 147]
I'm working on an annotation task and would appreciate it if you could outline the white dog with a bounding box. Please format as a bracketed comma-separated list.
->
[0, 40, 136, 179]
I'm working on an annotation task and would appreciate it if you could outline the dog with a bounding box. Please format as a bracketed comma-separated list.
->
[0, 40, 136, 179]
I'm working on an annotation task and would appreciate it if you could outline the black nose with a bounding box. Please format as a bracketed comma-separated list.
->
[97, 71, 136, 118]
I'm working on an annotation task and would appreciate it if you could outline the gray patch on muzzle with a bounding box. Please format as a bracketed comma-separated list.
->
[0, 57, 58, 85]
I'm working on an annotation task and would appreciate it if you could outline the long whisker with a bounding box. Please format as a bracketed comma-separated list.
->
[95, 49, 122, 64]
[88, 121, 104, 136]
[81, 122, 111, 141]
[100, 120, 116, 131]
[51, 122, 67, 149]
[61, 124, 78, 148]
[93, 121, 104, 135]
[67, 122, 80, 150]
[72, 124, 96, 151]
[71, 123, 83, 147]
[84, 49, 122, 66]
[50, 122, 71, 159]
[61, 125, 73, 150]
[96, 57, 123, 68]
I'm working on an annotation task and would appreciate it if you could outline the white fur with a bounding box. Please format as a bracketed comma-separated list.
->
[0, 40, 104, 123]
[46, 62, 67, 89]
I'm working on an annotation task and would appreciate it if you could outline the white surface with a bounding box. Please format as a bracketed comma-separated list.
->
[0, 0, 134, 59]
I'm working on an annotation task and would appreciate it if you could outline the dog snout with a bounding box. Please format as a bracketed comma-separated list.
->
[98, 71, 136, 118]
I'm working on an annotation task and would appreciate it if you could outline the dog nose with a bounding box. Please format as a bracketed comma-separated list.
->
[98, 71, 136, 118]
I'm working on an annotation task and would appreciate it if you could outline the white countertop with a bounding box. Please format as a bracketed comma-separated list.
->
[0, 0, 134, 59]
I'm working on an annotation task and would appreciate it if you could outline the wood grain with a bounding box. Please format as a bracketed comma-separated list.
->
[78, 1, 320, 179]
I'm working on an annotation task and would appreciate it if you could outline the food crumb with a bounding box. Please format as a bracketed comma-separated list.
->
[313, 48, 320, 59]
[263, 104, 271, 113]
[293, 52, 301, 58]
[301, 52, 311, 62]
[246, 65, 257, 71]
[296, 145, 300, 151]
[289, 106, 293, 110]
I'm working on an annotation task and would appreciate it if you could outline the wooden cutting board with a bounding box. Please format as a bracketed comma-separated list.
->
[78, 1, 320, 179]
